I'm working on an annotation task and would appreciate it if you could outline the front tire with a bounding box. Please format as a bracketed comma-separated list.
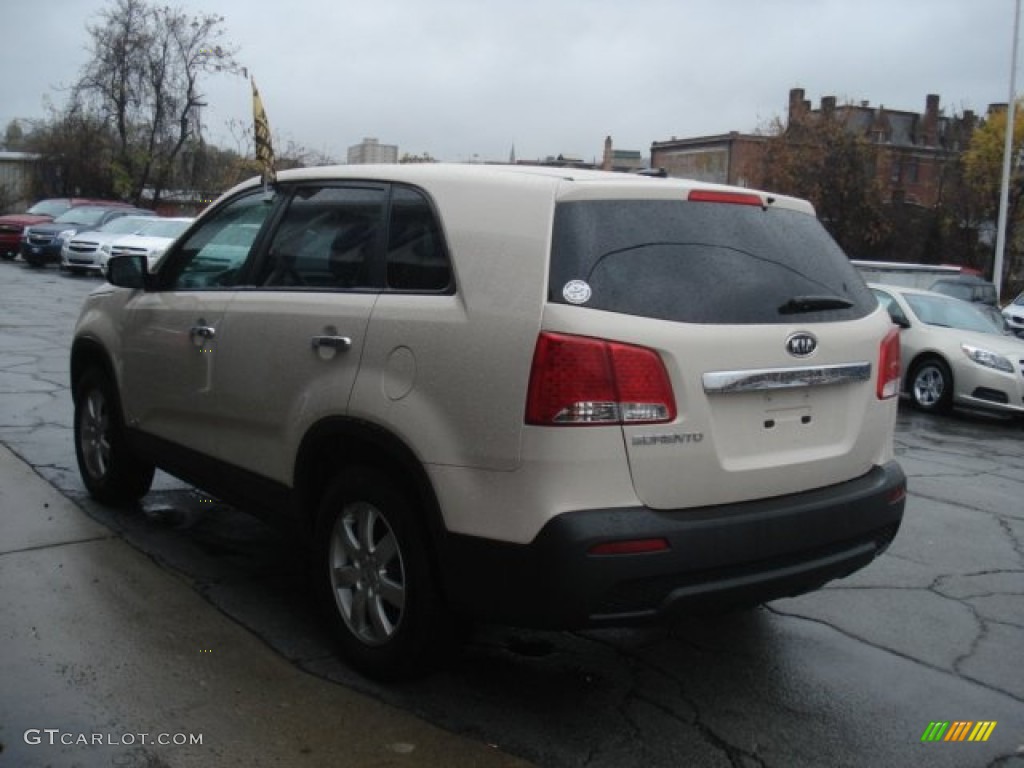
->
[74, 368, 154, 505]
[316, 467, 457, 680]
[909, 358, 953, 413]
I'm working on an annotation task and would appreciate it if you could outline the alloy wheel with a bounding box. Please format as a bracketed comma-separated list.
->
[79, 388, 111, 480]
[328, 500, 407, 646]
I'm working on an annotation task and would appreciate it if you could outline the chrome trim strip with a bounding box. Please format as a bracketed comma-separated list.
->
[702, 362, 872, 394]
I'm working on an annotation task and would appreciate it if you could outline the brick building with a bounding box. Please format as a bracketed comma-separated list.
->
[784, 88, 977, 206]
[649, 132, 766, 187]
[651, 88, 977, 207]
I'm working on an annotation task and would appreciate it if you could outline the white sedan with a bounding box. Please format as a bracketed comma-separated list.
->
[60, 214, 157, 274]
[1004, 290, 1024, 337]
[871, 283, 1024, 417]
[100, 217, 194, 273]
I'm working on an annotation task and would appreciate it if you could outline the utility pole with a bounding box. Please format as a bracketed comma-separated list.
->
[994, 0, 1021, 298]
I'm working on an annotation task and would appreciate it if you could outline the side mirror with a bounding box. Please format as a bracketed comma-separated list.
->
[888, 313, 910, 329]
[107, 254, 152, 291]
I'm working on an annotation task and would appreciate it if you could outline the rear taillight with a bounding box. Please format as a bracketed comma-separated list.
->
[526, 332, 677, 426]
[877, 326, 901, 399]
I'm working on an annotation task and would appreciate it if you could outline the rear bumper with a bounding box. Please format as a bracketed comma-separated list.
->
[439, 461, 906, 628]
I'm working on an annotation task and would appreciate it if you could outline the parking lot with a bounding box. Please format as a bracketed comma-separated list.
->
[1, 259, 1022, 767]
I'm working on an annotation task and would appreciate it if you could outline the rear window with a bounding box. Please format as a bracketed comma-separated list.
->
[550, 199, 876, 324]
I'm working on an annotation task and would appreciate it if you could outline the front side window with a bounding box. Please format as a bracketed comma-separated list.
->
[904, 294, 1002, 335]
[167, 191, 276, 289]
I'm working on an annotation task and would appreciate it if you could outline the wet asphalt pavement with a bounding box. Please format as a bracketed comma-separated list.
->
[1, 259, 1023, 767]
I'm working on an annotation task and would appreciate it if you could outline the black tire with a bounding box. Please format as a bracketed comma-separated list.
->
[73, 368, 155, 505]
[909, 357, 953, 413]
[0, 252, 14, 261]
[316, 466, 458, 680]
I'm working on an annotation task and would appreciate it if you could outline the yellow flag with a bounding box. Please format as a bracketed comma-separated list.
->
[251, 77, 276, 184]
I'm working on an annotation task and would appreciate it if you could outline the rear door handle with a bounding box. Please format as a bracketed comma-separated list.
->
[311, 335, 352, 351]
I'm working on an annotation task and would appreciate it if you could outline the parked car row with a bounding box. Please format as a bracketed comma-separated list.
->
[62, 216, 194, 275]
[22, 205, 155, 267]
[0, 197, 194, 274]
[0, 198, 135, 259]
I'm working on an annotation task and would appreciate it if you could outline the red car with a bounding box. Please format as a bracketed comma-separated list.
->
[0, 198, 132, 259]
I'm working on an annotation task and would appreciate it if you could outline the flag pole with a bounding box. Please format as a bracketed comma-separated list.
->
[250, 75, 277, 193]
[994, 0, 1020, 298]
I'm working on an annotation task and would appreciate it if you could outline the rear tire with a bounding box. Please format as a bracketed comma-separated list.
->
[316, 466, 458, 680]
[909, 357, 953, 414]
[74, 368, 154, 505]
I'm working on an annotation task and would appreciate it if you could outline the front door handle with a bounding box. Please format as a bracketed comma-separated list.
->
[190, 321, 216, 347]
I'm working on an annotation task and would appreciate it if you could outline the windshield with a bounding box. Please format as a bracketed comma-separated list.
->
[904, 293, 1003, 334]
[550, 199, 876, 324]
[99, 216, 154, 234]
[53, 207, 109, 226]
[27, 200, 71, 217]
[139, 219, 192, 238]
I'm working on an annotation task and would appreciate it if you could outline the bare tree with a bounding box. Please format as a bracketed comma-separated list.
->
[73, 0, 240, 207]
[754, 112, 890, 257]
[23, 107, 118, 199]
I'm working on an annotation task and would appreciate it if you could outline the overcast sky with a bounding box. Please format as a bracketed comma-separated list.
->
[1, 0, 1017, 164]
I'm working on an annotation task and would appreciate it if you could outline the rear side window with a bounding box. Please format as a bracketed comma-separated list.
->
[550, 200, 876, 324]
[262, 186, 386, 289]
[386, 186, 451, 291]
[251, 183, 450, 293]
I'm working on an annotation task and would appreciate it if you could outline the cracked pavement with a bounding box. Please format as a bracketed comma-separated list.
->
[1, 259, 1022, 767]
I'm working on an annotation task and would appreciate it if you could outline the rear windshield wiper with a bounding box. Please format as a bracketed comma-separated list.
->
[778, 295, 855, 315]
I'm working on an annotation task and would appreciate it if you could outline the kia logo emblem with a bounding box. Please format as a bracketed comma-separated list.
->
[786, 332, 817, 357]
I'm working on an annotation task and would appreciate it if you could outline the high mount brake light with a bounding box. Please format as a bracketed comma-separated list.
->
[525, 332, 677, 426]
[687, 190, 764, 207]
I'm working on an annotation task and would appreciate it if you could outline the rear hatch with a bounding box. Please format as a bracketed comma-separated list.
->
[544, 187, 896, 510]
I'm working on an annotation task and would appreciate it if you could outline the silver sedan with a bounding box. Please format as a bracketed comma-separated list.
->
[871, 283, 1024, 417]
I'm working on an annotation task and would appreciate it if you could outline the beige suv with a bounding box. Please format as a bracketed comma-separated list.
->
[71, 165, 906, 679]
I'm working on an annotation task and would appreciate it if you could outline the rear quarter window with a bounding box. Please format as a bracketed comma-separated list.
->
[550, 199, 876, 324]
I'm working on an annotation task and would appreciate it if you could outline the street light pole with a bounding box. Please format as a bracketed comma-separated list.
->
[994, 0, 1021, 298]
